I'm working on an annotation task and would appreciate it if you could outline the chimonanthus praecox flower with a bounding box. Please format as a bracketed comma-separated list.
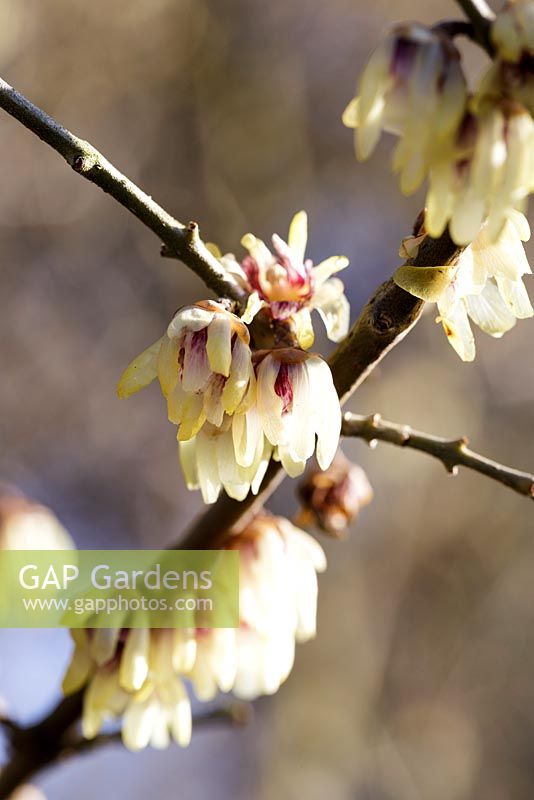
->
[188, 512, 326, 701]
[217, 211, 350, 349]
[63, 628, 195, 751]
[492, 0, 534, 62]
[178, 411, 272, 504]
[342, 23, 467, 196]
[63, 512, 326, 746]
[425, 97, 534, 245]
[117, 301, 255, 439]
[395, 210, 533, 361]
[254, 348, 341, 477]
[179, 348, 342, 500]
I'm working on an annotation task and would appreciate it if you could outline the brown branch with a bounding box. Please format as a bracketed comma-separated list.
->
[0, 78, 248, 306]
[342, 413, 534, 500]
[0, 698, 251, 797]
[454, 0, 495, 54]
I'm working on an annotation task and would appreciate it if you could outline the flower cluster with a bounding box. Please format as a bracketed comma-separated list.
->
[395, 210, 533, 360]
[343, 17, 534, 246]
[118, 217, 346, 503]
[63, 513, 326, 749]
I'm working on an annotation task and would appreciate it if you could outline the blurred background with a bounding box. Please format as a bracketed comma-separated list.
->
[0, 0, 533, 797]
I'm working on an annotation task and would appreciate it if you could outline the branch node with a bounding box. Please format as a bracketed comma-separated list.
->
[186, 221, 200, 246]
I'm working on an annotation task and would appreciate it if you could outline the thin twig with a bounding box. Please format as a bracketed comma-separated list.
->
[0, 78, 248, 306]
[342, 413, 534, 499]
[0, 699, 251, 797]
[455, 0, 496, 53]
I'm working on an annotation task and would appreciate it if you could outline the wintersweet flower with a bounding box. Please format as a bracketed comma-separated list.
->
[117, 301, 255, 439]
[342, 23, 467, 195]
[179, 410, 273, 504]
[254, 348, 341, 477]
[217, 211, 350, 349]
[63, 628, 195, 751]
[492, 0, 534, 62]
[187, 513, 327, 701]
[425, 98, 534, 245]
[395, 211, 533, 361]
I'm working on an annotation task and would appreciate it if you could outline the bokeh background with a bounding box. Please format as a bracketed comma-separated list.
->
[1, 0, 533, 797]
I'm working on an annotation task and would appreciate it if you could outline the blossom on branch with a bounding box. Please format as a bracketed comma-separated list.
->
[492, 0, 534, 62]
[117, 301, 255, 439]
[395, 210, 533, 361]
[425, 98, 534, 245]
[62, 514, 325, 748]
[342, 23, 467, 195]
[255, 348, 341, 478]
[217, 211, 350, 348]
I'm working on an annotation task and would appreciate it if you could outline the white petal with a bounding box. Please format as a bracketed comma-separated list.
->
[206, 315, 233, 377]
[311, 278, 351, 342]
[287, 211, 308, 264]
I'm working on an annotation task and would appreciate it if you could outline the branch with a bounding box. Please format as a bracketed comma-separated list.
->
[342, 412, 534, 499]
[0, 699, 251, 797]
[454, 0, 496, 53]
[0, 78, 248, 306]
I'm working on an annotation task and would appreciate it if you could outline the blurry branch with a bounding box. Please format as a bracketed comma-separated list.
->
[0, 698, 251, 798]
[0, 78, 248, 306]
[342, 412, 534, 499]
[455, 0, 495, 53]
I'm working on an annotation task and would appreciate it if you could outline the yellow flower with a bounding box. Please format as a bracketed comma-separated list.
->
[117, 301, 255, 440]
[343, 23, 467, 195]
[255, 348, 341, 477]
[426, 99, 534, 245]
[395, 211, 533, 361]
[492, 0, 534, 62]
[218, 211, 350, 349]
[188, 513, 326, 701]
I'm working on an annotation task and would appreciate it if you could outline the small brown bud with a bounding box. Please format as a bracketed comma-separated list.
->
[296, 454, 373, 538]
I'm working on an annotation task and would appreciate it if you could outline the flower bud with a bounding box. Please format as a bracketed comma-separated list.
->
[296, 455, 373, 537]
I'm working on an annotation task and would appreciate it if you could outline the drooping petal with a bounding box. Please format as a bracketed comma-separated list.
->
[206, 315, 233, 377]
[157, 336, 180, 398]
[117, 338, 162, 399]
[437, 300, 476, 362]
[311, 278, 351, 342]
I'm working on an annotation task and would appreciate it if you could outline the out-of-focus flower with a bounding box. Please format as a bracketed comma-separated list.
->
[179, 411, 272, 503]
[117, 301, 255, 439]
[342, 23, 467, 195]
[492, 0, 534, 62]
[63, 628, 194, 750]
[395, 210, 533, 360]
[188, 513, 327, 701]
[0, 490, 73, 550]
[296, 454, 374, 537]
[425, 98, 534, 245]
[63, 514, 326, 747]
[217, 212, 350, 348]
[254, 348, 341, 477]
